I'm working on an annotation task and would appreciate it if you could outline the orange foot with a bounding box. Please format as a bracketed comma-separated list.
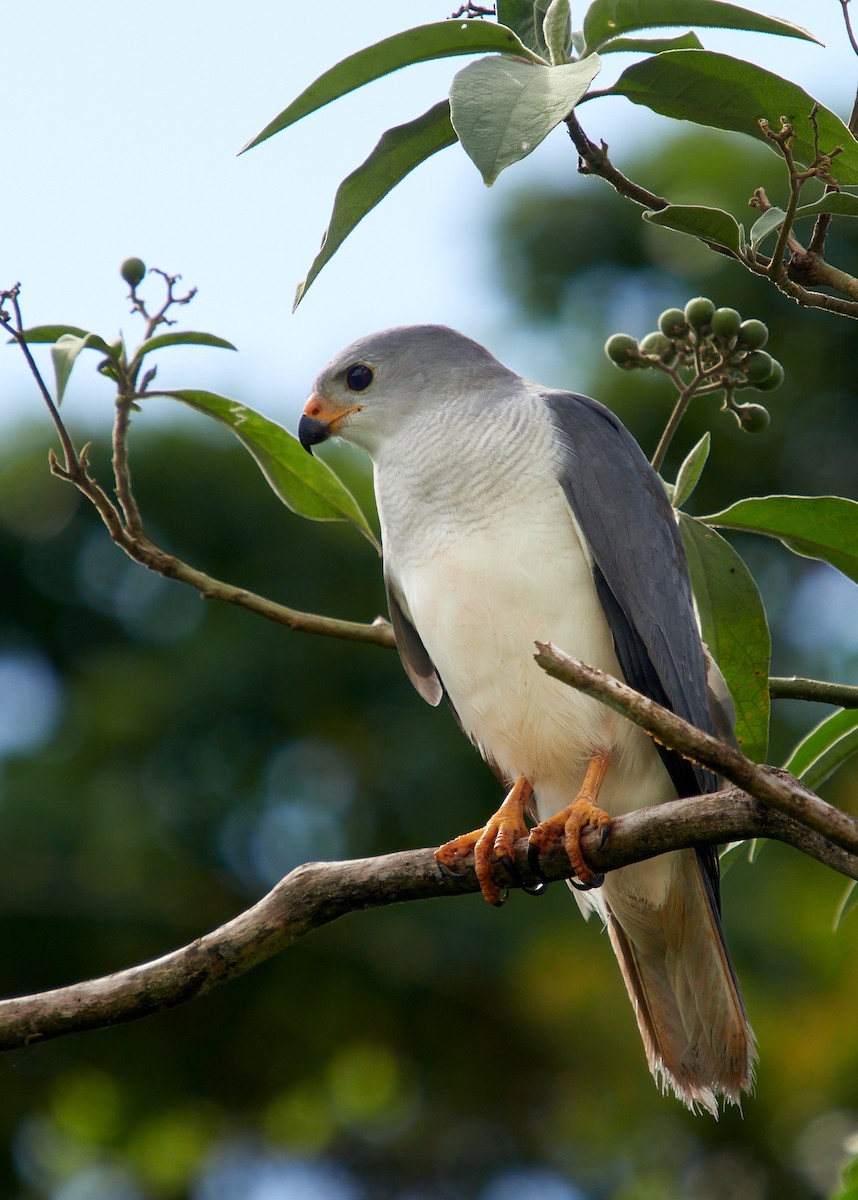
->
[528, 753, 612, 890]
[435, 776, 535, 907]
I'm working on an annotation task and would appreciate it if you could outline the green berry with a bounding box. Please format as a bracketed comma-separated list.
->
[736, 319, 769, 351]
[684, 296, 715, 329]
[754, 359, 784, 392]
[639, 331, 675, 363]
[605, 333, 640, 369]
[736, 403, 771, 433]
[743, 350, 775, 384]
[658, 308, 688, 339]
[710, 307, 742, 341]
[120, 257, 146, 288]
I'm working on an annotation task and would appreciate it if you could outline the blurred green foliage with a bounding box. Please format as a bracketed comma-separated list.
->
[0, 129, 856, 1199]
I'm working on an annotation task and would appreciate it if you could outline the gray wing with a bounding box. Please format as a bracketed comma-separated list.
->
[385, 579, 443, 707]
[543, 390, 719, 804]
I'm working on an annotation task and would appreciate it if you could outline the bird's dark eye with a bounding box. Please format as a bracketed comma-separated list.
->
[345, 363, 374, 392]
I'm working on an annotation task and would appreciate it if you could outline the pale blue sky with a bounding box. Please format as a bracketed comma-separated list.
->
[1, 1, 854, 432]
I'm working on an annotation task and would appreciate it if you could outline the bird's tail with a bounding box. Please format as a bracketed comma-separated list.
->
[602, 849, 756, 1116]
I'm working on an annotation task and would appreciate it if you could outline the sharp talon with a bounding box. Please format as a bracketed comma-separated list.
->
[522, 879, 547, 896]
[491, 888, 509, 908]
[436, 860, 466, 880]
[527, 843, 546, 880]
[598, 824, 610, 849]
[569, 871, 605, 892]
[498, 854, 522, 883]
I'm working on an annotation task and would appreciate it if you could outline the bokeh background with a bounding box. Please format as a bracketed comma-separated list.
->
[1, 3, 857, 1199]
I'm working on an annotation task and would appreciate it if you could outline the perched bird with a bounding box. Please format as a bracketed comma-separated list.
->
[299, 324, 755, 1114]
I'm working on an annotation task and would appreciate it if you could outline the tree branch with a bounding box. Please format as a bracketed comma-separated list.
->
[3, 287, 396, 653]
[534, 643, 858, 855]
[770, 676, 858, 707]
[563, 110, 858, 320]
[1, 784, 854, 1053]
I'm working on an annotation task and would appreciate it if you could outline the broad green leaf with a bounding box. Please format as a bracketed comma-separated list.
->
[241, 19, 541, 152]
[51, 333, 114, 404]
[749, 206, 787, 249]
[672, 432, 710, 509]
[134, 331, 237, 360]
[834, 881, 858, 931]
[703, 495, 858, 583]
[679, 514, 771, 762]
[450, 54, 601, 185]
[582, 0, 818, 55]
[18, 324, 112, 350]
[294, 102, 456, 309]
[497, 0, 551, 57]
[611, 52, 858, 185]
[795, 192, 858, 220]
[750, 194, 858, 248]
[155, 389, 379, 550]
[599, 32, 703, 54]
[643, 203, 742, 253]
[784, 708, 858, 792]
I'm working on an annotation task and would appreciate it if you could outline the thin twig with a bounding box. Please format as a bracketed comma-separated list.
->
[111, 400, 145, 538]
[840, 0, 858, 58]
[769, 676, 858, 708]
[650, 381, 702, 472]
[564, 111, 668, 210]
[562, 111, 858, 319]
[0, 288, 81, 474]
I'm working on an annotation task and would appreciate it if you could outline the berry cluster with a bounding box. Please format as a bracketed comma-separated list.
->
[605, 297, 784, 433]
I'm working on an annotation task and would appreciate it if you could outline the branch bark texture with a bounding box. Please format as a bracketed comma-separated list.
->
[1, 786, 855, 1054]
[534, 643, 858, 855]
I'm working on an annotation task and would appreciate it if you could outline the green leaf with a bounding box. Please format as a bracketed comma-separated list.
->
[784, 708, 858, 792]
[496, 0, 551, 57]
[749, 206, 787, 249]
[543, 0, 572, 66]
[155, 389, 379, 550]
[831, 1154, 858, 1199]
[598, 32, 703, 54]
[834, 881, 858, 932]
[241, 19, 542, 152]
[795, 192, 858, 220]
[18, 324, 109, 349]
[134, 331, 237, 361]
[703, 495, 858, 583]
[450, 54, 601, 185]
[672, 432, 710, 509]
[718, 840, 747, 875]
[750, 193, 858, 248]
[51, 333, 114, 404]
[679, 514, 771, 762]
[643, 203, 742, 253]
[582, 0, 818, 55]
[294, 102, 456, 309]
[610, 51, 858, 185]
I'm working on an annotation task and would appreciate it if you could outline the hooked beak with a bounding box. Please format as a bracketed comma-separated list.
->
[298, 395, 361, 455]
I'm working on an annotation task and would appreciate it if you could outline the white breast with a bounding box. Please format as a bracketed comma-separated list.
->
[375, 395, 672, 821]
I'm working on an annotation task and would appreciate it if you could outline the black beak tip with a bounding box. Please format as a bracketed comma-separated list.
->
[298, 413, 330, 456]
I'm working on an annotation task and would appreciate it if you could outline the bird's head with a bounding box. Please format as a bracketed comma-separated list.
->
[298, 324, 517, 458]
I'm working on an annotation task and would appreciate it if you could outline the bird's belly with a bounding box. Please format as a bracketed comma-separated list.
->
[398, 518, 671, 817]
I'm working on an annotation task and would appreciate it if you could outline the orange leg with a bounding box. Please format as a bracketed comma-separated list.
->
[435, 776, 533, 906]
[528, 752, 612, 889]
